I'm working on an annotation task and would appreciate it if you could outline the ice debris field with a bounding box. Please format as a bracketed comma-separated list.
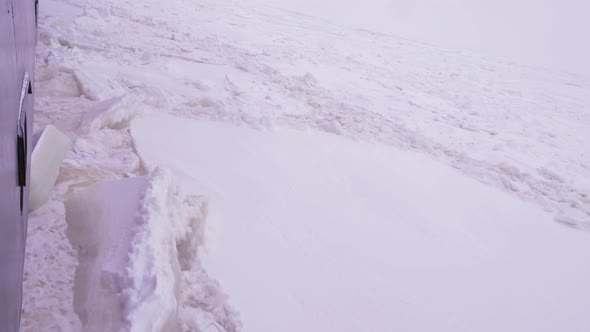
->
[23, 0, 590, 331]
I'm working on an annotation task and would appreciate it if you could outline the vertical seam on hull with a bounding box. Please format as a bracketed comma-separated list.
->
[10, 1, 19, 68]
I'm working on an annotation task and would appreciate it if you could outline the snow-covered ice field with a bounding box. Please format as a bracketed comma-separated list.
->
[22, 0, 590, 330]
[132, 113, 590, 331]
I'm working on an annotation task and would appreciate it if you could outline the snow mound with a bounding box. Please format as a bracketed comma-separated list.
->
[65, 167, 240, 332]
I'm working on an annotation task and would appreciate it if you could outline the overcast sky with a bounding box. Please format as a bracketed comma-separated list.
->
[253, 0, 590, 77]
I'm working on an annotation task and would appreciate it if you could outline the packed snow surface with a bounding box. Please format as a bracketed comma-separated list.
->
[133, 113, 590, 332]
[22, 0, 590, 330]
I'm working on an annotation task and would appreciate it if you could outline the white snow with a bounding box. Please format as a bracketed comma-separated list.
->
[253, 0, 590, 77]
[22, 0, 590, 330]
[65, 168, 239, 332]
[132, 113, 590, 332]
[24, 88, 240, 331]
[34, 0, 590, 226]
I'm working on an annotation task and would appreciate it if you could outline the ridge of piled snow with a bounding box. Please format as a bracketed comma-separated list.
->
[24, 40, 240, 329]
[79, 94, 142, 132]
[65, 168, 240, 332]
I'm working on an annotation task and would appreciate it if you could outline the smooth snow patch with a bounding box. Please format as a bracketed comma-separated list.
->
[132, 113, 590, 332]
